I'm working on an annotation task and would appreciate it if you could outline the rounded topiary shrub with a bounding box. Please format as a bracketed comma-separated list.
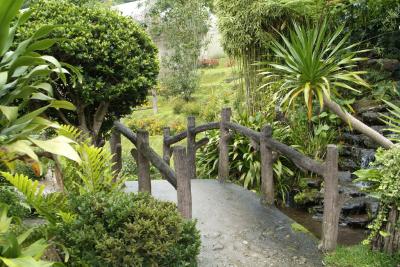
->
[47, 191, 201, 266]
[17, 0, 159, 144]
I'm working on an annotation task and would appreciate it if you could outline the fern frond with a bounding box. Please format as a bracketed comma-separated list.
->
[57, 124, 90, 144]
[0, 172, 62, 224]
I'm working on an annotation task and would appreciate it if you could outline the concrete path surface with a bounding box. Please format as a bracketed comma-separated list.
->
[125, 180, 323, 267]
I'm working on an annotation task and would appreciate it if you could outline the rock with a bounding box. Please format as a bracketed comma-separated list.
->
[339, 171, 352, 183]
[381, 59, 400, 72]
[361, 111, 386, 125]
[212, 242, 225, 251]
[345, 214, 370, 227]
[353, 99, 387, 113]
[342, 197, 366, 213]
[304, 178, 322, 188]
[339, 158, 359, 172]
[341, 133, 363, 146]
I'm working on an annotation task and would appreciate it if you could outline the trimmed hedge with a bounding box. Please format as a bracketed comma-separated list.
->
[47, 191, 201, 266]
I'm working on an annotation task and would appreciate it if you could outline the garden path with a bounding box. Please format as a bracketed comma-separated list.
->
[125, 179, 323, 267]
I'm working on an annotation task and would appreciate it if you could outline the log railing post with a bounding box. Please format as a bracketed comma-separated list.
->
[260, 125, 274, 205]
[174, 146, 192, 219]
[137, 130, 151, 193]
[218, 108, 231, 183]
[187, 116, 196, 180]
[110, 128, 122, 181]
[321, 144, 340, 251]
[162, 127, 172, 181]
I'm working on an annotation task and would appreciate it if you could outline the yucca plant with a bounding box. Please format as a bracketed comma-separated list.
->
[0, 204, 56, 267]
[261, 20, 394, 149]
[0, 0, 81, 171]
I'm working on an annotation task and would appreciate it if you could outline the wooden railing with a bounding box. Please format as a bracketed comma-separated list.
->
[113, 107, 340, 251]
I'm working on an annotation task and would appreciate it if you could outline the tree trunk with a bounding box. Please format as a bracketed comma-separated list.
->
[110, 128, 122, 181]
[152, 89, 158, 114]
[323, 95, 394, 149]
[373, 206, 400, 255]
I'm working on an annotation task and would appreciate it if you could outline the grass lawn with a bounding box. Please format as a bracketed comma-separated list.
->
[120, 57, 237, 179]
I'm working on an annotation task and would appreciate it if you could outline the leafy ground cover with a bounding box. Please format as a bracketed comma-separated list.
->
[324, 245, 400, 267]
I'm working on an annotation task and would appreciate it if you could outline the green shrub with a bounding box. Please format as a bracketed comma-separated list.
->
[0, 187, 30, 218]
[182, 102, 202, 116]
[47, 191, 201, 266]
[173, 98, 187, 114]
[126, 116, 186, 136]
[17, 0, 159, 144]
[324, 244, 400, 267]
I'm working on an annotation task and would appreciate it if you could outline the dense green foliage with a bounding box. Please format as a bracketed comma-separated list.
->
[17, 0, 159, 144]
[324, 244, 400, 267]
[354, 146, 400, 245]
[0, 187, 30, 218]
[0, 205, 54, 266]
[332, 0, 400, 60]
[261, 20, 369, 119]
[46, 191, 201, 266]
[215, 0, 322, 113]
[0, 0, 81, 170]
[149, 0, 209, 100]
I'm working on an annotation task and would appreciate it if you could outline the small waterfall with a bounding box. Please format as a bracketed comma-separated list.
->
[355, 149, 375, 189]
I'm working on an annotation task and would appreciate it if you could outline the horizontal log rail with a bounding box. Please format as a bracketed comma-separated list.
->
[164, 122, 219, 145]
[225, 122, 324, 176]
[114, 121, 177, 189]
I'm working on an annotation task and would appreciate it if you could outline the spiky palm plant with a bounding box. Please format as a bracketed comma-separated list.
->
[261, 20, 394, 149]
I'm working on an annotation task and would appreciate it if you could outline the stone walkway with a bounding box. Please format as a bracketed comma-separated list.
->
[125, 180, 323, 267]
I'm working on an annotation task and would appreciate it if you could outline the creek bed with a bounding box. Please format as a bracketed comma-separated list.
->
[279, 206, 367, 246]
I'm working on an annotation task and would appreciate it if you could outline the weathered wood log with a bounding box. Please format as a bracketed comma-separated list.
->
[187, 116, 197, 180]
[195, 137, 209, 150]
[137, 130, 151, 193]
[260, 125, 274, 205]
[267, 139, 324, 176]
[373, 206, 400, 254]
[321, 145, 340, 251]
[193, 122, 219, 134]
[110, 128, 122, 181]
[162, 127, 172, 183]
[226, 121, 323, 175]
[218, 108, 231, 183]
[225, 122, 260, 141]
[164, 122, 219, 145]
[174, 146, 192, 219]
[113, 121, 137, 145]
[114, 122, 177, 189]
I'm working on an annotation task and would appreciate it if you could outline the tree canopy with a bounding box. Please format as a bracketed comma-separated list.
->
[17, 0, 159, 145]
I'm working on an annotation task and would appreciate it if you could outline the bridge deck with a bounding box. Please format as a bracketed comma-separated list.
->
[125, 179, 323, 267]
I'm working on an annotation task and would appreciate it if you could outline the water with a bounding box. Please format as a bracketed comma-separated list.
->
[355, 149, 376, 189]
[279, 206, 367, 246]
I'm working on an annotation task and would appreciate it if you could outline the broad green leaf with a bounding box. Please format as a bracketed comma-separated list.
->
[31, 93, 54, 101]
[0, 257, 53, 267]
[0, 106, 18, 122]
[50, 100, 76, 111]
[29, 136, 81, 163]
[4, 140, 38, 162]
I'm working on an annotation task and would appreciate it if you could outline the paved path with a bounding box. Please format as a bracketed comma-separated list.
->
[125, 180, 323, 267]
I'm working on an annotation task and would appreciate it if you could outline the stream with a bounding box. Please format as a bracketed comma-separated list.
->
[279, 206, 367, 246]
